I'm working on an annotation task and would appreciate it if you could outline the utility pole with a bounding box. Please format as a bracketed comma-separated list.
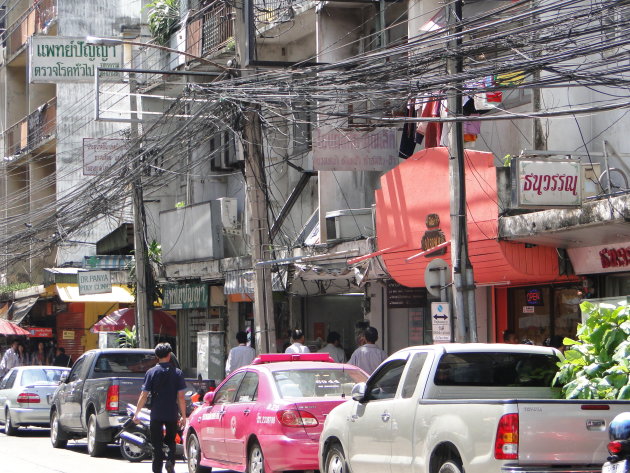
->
[237, 1, 276, 353]
[446, 0, 477, 342]
[243, 110, 276, 353]
[128, 51, 152, 349]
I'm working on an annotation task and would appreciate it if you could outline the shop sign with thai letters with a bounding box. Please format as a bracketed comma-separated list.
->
[83, 138, 127, 176]
[29, 36, 122, 83]
[163, 284, 208, 310]
[512, 158, 582, 208]
[568, 242, 630, 275]
[313, 126, 399, 171]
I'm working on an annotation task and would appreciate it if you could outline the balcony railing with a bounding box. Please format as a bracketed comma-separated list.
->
[186, 0, 233, 59]
[5, 97, 57, 158]
[6, 0, 57, 58]
[253, 0, 309, 27]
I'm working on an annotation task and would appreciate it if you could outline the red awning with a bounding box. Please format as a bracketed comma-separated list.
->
[0, 319, 31, 336]
[374, 147, 574, 287]
[91, 308, 176, 336]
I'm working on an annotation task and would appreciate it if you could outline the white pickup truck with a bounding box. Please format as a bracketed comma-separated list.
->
[319, 343, 630, 473]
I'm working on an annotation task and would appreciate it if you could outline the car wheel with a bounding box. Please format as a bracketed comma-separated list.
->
[120, 429, 151, 462]
[187, 432, 212, 473]
[4, 408, 18, 436]
[50, 410, 68, 448]
[87, 413, 107, 457]
[438, 460, 464, 473]
[325, 443, 349, 473]
[248, 441, 265, 473]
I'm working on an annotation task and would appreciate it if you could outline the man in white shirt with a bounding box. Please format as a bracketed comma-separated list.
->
[225, 331, 256, 375]
[318, 331, 346, 363]
[349, 327, 387, 375]
[285, 329, 310, 354]
[0, 340, 20, 377]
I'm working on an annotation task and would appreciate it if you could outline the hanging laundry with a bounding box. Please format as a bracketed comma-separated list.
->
[419, 95, 442, 149]
[399, 98, 417, 159]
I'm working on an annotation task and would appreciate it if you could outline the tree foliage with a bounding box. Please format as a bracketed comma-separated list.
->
[146, 0, 180, 46]
[118, 326, 138, 348]
[555, 301, 630, 399]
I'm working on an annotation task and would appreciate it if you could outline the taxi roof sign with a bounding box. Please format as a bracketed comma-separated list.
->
[252, 353, 334, 364]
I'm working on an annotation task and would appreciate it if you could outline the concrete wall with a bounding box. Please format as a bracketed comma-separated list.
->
[53, 0, 142, 265]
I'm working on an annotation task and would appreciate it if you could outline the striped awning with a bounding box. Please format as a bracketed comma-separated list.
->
[83, 255, 133, 270]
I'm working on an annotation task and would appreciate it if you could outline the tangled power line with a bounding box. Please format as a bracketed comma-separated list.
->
[0, 0, 629, 273]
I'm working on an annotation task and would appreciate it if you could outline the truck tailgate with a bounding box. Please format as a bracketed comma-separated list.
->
[116, 378, 144, 411]
[517, 400, 630, 465]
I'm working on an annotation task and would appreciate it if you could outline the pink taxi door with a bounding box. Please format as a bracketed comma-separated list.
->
[200, 371, 246, 462]
[223, 371, 260, 466]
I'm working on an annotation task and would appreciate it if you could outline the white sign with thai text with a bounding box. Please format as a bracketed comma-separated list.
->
[83, 138, 127, 176]
[29, 36, 122, 83]
[514, 158, 582, 208]
[313, 127, 399, 171]
[78, 270, 112, 295]
[568, 242, 630, 275]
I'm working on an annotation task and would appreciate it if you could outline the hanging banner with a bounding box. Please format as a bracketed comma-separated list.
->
[83, 138, 127, 176]
[29, 36, 122, 83]
[313, 127, 399, 171]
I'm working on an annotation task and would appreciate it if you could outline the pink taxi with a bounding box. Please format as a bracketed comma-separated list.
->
[183, 353, 367, 473]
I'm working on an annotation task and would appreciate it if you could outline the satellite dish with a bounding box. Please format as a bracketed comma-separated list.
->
[424, 258, 451, 298]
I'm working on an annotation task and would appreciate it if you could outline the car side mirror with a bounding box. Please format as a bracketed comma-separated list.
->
[203, 391, 215, 404]
[351, 382, 367, 402]
[59, 372, 69, 383]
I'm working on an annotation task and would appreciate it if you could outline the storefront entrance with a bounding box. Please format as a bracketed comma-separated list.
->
[507, 285, 581, 344]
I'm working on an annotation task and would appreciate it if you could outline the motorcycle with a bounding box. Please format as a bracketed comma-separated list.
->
[603, 412, 630, 473]
[116, 404, 184, 463]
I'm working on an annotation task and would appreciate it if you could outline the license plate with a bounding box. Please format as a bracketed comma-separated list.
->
[603, 460, 628, 473]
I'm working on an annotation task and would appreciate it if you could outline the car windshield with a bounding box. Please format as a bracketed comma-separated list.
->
[21, 368, 68, 386]
[93, 353, 158, 376]
[434, 352, 560, 387]
[273, 368, 367, 398]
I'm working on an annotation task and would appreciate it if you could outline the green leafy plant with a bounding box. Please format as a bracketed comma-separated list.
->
[555, 301, 630, 399]
[118, 326, 138, 348]
[145, 0, 180, 46]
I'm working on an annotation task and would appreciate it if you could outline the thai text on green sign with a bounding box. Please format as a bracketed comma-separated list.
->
[163, 284, 208, 310]
[29, 36, 122, 83]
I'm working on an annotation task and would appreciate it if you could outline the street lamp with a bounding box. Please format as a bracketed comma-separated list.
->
[85, 36, 231, 71]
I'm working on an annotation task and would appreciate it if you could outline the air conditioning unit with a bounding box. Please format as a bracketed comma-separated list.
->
[210, 130, 243, 171]
[217, 197, 239, 233]
[582, 163, 601, 199]
[325, 208, 374, 242]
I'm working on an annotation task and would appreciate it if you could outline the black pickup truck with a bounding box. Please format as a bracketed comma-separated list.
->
[49, 348, 209, 457]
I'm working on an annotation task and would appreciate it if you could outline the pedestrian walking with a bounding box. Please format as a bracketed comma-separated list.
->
[348, 327, 387, 375]
[0, 339, 20, 376]
[30, 341, 51, 366]
[225, 331, 256, 375]
[318, 331, 346, 363]
[52, 347, 72, 367]
[284, 329, 310, 354]
[16, 343, 27, 366]
[133, 342, 187, 473]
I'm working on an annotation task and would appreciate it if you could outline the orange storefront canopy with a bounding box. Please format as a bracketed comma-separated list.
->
[374, 147, 572, 287]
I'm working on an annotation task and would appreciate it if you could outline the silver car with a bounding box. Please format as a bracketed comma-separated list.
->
[0, 365, 70, 435]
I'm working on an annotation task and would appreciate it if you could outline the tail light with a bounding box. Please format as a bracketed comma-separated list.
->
[106, 385, 119, 411]
[609, 440, 630, 456]
[276, 409, 319, 427]
[495, 413, 518, 460]
[17, 392, 41, 404]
